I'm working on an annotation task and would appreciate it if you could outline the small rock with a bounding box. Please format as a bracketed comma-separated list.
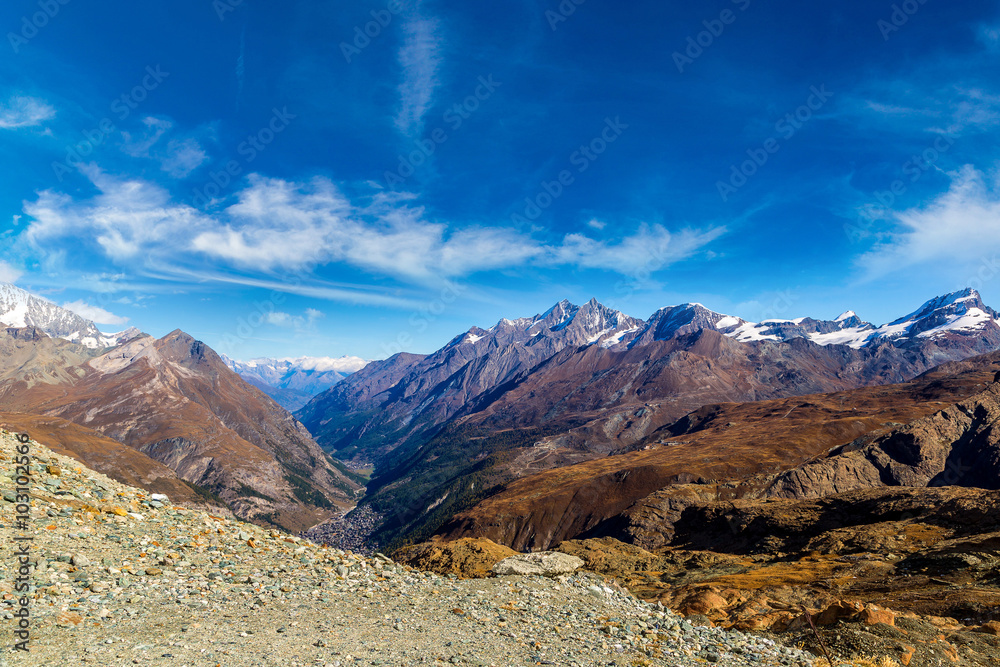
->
[56, 611, 84, 627]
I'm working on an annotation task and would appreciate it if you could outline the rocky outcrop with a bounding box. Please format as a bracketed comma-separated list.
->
[492, 551, 584, 577]
[764, 382, 1000, 499]
[392, 538, 516, 579]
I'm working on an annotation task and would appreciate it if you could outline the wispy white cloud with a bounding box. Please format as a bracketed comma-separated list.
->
[979, 23, 1000, 52]
[0, 261, 22, 283]
[23, 165, 204, 260]
[281, 355, 368, 373]
[394, 15, 442, 137]
[847, 82, 1000, 137]
[0, 95, 56, 129]
[160, 138, 208, 178]
[120, 117, 172, 157]
[19, 169, 724, 296]
[265, 308, 323, 330]
[553, 225, 726, 272]
[190, 175, 723, 282]
[61, 300, 129, 325]
[855, 165, 1000, 280]
[120, 117, 208, 178]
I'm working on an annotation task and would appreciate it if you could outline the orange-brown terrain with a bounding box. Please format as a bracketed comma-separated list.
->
[0, 410, 208, 506]
[440, 352, 1000, 551]
[392, 352, 1000, 666]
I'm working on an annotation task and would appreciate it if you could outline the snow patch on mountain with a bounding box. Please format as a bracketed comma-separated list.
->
[223, 355, 370, 411]
[0, 283, 138, 349]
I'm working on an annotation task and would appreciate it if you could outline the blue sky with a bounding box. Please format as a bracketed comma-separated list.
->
[1, 0, 999, 360]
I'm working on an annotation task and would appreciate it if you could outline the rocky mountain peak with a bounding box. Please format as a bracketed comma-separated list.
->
[0, 282, 137, 349]
[873, 288, 999, 343]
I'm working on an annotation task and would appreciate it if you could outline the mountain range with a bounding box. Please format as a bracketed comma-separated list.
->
[223, 355, 369, 411]
[5, 280, 1000, 552]
[0, 286, 362, 532]
[296, 288, 1000, 549]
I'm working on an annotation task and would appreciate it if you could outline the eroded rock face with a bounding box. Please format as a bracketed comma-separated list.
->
[492, 552, 584, 577]
[765, 382, 1000, 499]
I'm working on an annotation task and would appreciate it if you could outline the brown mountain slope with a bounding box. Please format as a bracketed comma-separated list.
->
[437, 351, 1000, 551]
[0, 327, 361, 532]
[0, 411, 207, 505]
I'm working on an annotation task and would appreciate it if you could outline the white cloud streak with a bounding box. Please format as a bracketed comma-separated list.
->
[855, 165, 1000, 280]
[120, 117, 207, 178]
[0, 261, 22, 283]
[394, 16, 442, 137]
[0, 96, 56, 129]
[61, 300, 129, 325]
[19, 169, 723, 297]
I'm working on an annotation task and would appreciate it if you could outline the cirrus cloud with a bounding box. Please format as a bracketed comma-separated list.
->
[18, 168, 724, 297]
[855, 165, 1000, 281]
[0, 95, 55, 129]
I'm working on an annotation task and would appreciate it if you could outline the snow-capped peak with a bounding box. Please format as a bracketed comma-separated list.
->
[224, 355, 370, 375]
[868, 288, 998, 343]
[0, 283, 137, 349]
[835, 310, 857, 322]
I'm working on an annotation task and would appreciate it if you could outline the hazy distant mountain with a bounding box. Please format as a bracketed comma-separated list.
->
[0, 282, 140, 348]
[223, 355, 369, 411]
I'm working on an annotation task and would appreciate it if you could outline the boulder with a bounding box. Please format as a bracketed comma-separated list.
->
[975, 620, 1000, 636]
[678, 589, 728, 616]
[492, 551, 584, 577]
[860, 604, 896, 627]
[394, 538, 517, 579]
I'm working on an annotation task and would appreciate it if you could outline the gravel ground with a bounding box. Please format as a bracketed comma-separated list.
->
[1, 431, 819, 666]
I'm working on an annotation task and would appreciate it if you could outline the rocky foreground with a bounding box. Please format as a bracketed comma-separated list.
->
[0, 430, 820, 666]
